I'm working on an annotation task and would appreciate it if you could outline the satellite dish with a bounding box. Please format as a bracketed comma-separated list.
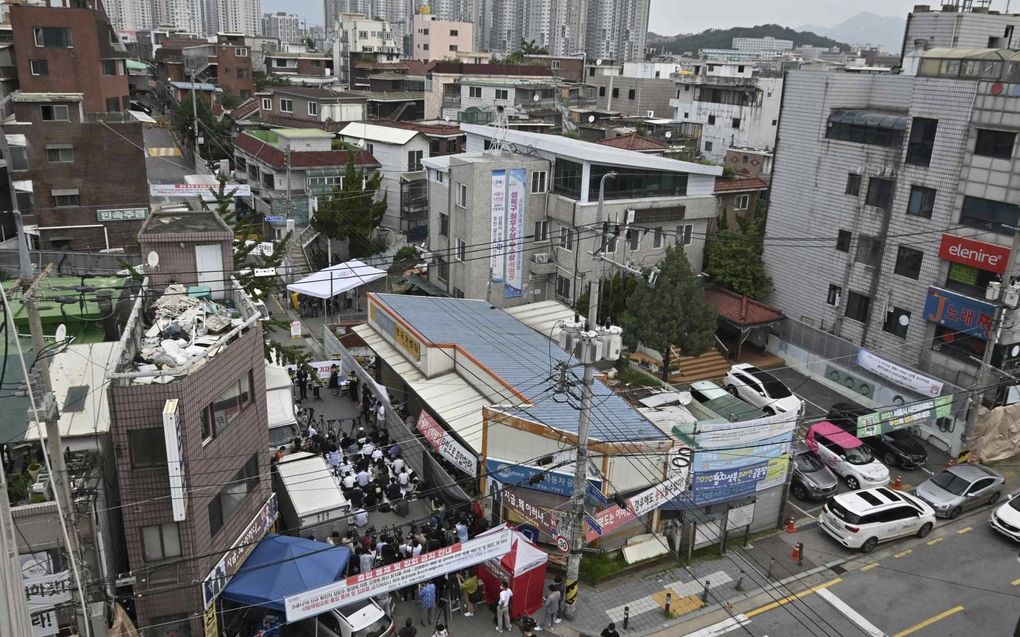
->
[356, 139, 366, 148]
[533, 94, 540, 102]
[444, 116, 451, 122]
[146, 250, 160, 268]
[595, 58, 603, 66]
[587, 115, 595, 123]
[55, 324, 67, 342]
[664, 131, 673, 139]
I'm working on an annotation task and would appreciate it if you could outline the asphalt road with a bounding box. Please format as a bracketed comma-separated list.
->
[144, 124, 191, 185]
[723, 508, 1020, 637]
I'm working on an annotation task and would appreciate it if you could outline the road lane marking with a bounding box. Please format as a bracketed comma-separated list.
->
[860, 562, 880, 572]
[684, 614, 751, 637]
[894, 549, 912, 558]
[926, 537, 943, 546]
[956, 526, 973, 534]
[1011, 577, 1020, 586]
[744, 578, 843, 618]
[816, 588, 885, 637]
[147, 147, 182, 157]
[892, 606, 964, 637]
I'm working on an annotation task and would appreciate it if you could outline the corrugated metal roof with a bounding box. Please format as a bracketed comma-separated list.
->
[504, 300, 575, 340]
[373, 294, 667, 443]
[339, 122, 421, 145]
[353, 323, 486, 452]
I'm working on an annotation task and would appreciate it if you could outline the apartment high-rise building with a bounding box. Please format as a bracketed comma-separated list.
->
[585, 0, 649, 63]
[103, 0, 153, 32]
[262, 11, 301, 42]
[218, 0, 262, 36]
[763, 49, 1020, 396]
[152, 0, 206, 35]
[412, 12, 472, 60]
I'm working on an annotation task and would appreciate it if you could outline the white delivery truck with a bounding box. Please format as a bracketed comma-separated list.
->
[266, 364, 299, 450]
[274, 452, 349, 536]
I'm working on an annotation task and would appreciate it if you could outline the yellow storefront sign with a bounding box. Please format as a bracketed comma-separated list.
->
[394, 323, 421, 361]
[204, 604, 218, 637]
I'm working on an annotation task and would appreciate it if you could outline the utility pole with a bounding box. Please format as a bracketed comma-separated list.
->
[964, 224, 1020, 450]
[588, 172, 617, 327]
[285, 146, 293, 220]
[22, 265, 78, 558]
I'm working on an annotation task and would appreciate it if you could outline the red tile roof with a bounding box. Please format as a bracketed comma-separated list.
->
[705, 287, 784, 328]
[234, 133, 379, 170]
[714, 176, 770, 193]
[596, 133, 668, 152]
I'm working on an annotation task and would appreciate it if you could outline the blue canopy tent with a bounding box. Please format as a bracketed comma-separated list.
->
[221, 534, 351, 612]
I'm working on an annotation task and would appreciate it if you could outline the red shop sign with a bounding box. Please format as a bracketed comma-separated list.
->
[939, 234, 1010, 273]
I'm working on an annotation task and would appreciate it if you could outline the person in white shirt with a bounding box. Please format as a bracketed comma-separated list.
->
[339, 457, 353, 475]
[306, 424, 318, 438]
[397, 468, 410, 488]
[411, 540, 423, 557]
[392, 456, 405, 474]
[496, 580, 513, 633]
[342, 473, 356, 490]
[371, 447, 384, 462]
[376, 403, 385, 426]
[356, 469, 371, 488]
[361, 440, 375, 457]
[353, 508, 368, 528]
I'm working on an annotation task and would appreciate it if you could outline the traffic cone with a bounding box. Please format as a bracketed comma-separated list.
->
[892, 475, 903, 490]
[790, 543, 801, 561]
[785, 516, 796, 533]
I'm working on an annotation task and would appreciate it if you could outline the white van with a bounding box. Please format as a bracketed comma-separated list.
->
[266, 364, 299, 450]
[299, 598, 394, 637]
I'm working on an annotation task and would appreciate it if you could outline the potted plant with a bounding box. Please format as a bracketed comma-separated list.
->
[26, 463, 41, 480]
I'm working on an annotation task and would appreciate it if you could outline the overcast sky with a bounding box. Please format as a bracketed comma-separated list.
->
[647, 0, 921, 34]
[266, 0, 935, 34]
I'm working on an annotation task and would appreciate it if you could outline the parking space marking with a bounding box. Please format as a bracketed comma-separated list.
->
[926, 537, 943, 546]
[860, 562, 880, 572]
[683, 614, 751, 637]
[919, 467, 934, 475]
[956, 526, 973, 534]
[894, 549, 912, 558]
[788, 501, 818, 519]
[816, 588, 885, 637]
[744, 578, 843, 618]
[892, 606, 964, 637]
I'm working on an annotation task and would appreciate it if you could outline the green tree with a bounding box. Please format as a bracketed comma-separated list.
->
[621, 246, 717, 381]
[203, 176, 309, 368]
[520, 39, 549, 55]
[311, 155, 388, 259]
[575, 273, 638, 326]
[174, 94, 232, 161]
[704, 206, 773, 300]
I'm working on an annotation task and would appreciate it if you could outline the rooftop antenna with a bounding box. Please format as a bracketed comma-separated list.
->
[489, 104, 510, 153]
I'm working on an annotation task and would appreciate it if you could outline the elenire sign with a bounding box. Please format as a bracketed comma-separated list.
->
[285, 527, 513, 622]
[202, 494, 279, 608]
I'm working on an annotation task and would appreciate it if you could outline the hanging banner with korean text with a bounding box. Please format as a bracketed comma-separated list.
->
[504, 168, 526, 298]
[285, 527, 513, 622]
[490, 170, 506, 283]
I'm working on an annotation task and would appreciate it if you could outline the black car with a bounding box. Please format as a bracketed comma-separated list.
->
[826, 402, 928, 469]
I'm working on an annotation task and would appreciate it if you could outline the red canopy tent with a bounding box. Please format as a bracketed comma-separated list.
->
[475, 524, 549, 619]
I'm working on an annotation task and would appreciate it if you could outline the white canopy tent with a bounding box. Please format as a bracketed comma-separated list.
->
[286, 259, 387, 300]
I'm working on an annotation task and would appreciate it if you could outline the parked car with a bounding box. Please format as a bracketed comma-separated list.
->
[989, 492, 1020, 542]
[129, 100, 152, 114]
[818, 486, 936, 553]
[297, 598, 394, 637]
[804, 422, 890, 490]
[914, 464, 1004, 519]
[723, 364, 803, 416]
[826, 403, 928, 469]
[790, 441, 839, 501]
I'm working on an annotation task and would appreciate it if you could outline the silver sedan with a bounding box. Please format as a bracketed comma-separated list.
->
[913, 464, 1005, 519]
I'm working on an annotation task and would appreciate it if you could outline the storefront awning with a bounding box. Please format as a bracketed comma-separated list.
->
[353, 323, 486, 453]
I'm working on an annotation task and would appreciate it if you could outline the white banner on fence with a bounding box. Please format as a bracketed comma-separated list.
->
[285, 527, 512, 622]
[490, 169, 506, 283]
[504, 168, 525, 298]
[856, 349, 944, 397]
[694, 411, 798, 449]
[149, 183, 251, 198]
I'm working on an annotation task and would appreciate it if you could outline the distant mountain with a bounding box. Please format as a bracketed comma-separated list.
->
[654, 24, 850, 57]
[799, 12, 906, 53]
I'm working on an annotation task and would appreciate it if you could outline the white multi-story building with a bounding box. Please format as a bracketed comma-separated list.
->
[262, 12, 301, 43]
[218, 0, 262, 36]
[105, 0, 153, 32]
[670, 61, 782, 162]
[731, 36, 793, 59]
[764, 48, 1020, 398]
[332, 13, 401, 84]
[901, 2, 1020, 59]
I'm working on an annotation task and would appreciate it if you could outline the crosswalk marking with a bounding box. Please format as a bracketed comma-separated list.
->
[148, 147, 182, 157]
[816, 588, 886, 637]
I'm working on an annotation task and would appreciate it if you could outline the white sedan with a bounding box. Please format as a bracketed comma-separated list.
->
[723, 363, 803, 416]
[990, 492, 1020, 541]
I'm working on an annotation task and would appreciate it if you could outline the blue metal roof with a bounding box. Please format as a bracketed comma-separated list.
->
[374, 294, 667, 443]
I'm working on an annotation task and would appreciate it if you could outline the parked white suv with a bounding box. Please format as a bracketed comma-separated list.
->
[819, 487, 936, 553]
[723, 364, 803, 416]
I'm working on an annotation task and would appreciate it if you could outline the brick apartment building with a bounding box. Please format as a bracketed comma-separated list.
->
[107, 212, 272, 636]
[8, 94, 148, 250]
[10, 0, 131, 114]
[155, 37, 255, 99]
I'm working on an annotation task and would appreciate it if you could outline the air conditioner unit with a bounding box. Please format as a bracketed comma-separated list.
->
[645, 110, 655, 117]
[532, 252, 550, 264]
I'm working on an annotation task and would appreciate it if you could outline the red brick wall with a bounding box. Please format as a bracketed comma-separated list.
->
[109, 324, 270, 634]
[216, 46, 255, 99]
[11, 5, 130, 114]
